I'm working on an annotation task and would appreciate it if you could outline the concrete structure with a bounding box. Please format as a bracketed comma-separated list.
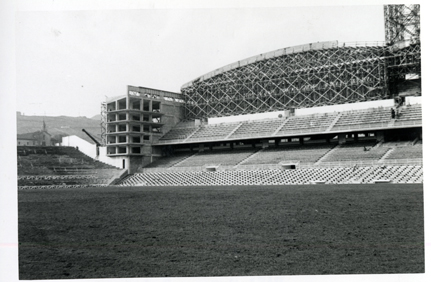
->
[101, 85, 184, 172]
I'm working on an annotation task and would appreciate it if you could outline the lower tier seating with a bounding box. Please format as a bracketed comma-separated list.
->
[175, 148, 257, 167]
[241, 144, 334, 165]
[145, 152, 195, 168]
[384, 144, 422, 160]
[118, 165, 423, 186]
[322, 142, 390, 163]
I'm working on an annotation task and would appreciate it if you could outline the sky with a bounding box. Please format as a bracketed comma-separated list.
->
[13, 1, 390, 118]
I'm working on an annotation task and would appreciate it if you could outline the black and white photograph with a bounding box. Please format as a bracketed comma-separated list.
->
[1, 0, 428, 282]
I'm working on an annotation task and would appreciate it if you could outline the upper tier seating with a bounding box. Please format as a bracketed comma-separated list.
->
[276, 113, 338, 135]
[159, 127, 197, 141]
[396, 104, 422, 121]
[187, 123, 240, 141]
[332, 107, 391, 129]
[175, 148, 257, 167]
[155, 103, 422, 144]
[322, 142, 390, 163]
[229, 118, 285, 139]
[241, 144, 334, 165]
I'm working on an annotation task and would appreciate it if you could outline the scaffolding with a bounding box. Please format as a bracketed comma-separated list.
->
[180, 5, 421, 120]
[100, 102, 107, 146]
[384, 5, 420, 45]
[386, 41, 421, 94]
[182, 43, 391, 120]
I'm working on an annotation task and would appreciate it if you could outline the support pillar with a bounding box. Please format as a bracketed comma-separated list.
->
[338, 134, 346, 145]
[199, 144, 205, 152]
[376, 131, 385, 143]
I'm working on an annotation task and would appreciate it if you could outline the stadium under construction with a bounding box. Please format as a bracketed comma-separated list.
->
[97, 4, 422, 185]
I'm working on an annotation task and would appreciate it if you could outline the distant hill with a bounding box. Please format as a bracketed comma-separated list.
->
[90, 114, 102, 121]
[16, 113, 102, 145]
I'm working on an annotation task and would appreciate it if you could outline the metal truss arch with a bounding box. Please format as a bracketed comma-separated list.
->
[182, 44, 395, 120]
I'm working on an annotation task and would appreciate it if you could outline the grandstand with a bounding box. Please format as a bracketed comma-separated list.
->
[19, 5, 421, 188]
[17, 146, 126, 189]
[97, 4, 421, 186]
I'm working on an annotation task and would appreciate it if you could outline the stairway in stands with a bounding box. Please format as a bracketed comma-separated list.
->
[234, 148, 264, 167]
[314, 145, 340, 165]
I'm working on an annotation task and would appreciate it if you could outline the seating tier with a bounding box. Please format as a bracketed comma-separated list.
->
[188, 123, 240, 141]
[176, 148, 257, 167]
[241, 144, 334, 165]
[119, 165, 423, 186]
[396, 104, 422, 121]
[229, 119, 284, 138]
[322, 142, 389, 163]
[159, 127, 196, 141]
[385, 144, 422, 160]
[333, 107, 391, 128]
[276, 113, 337, 135]
[145, 152, 195, 168]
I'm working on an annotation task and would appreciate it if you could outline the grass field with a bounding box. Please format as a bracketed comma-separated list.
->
[18, 184, 424, 279]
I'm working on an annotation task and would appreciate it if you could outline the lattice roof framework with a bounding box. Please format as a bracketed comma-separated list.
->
[384, 5, 420, 45]
[182, 42, 395, 120]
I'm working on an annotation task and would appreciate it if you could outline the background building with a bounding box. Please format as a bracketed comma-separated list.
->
[101, 85, 185, 171]
[17, 121, 52, 146]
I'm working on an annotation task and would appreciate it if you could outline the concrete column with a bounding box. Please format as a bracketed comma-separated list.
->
[354, 133, 358, 142]
[299, 137, 304, 145]
[338, 134, 346, 145]
[126, 157, 131, 174]
[376, 131, 385, 142]
[199, 144, 205, 152]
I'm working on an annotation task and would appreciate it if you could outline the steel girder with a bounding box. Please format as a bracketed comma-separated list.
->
[182, 45, 390, 120]
[386, 42, 421, 94]
[384, 4, 420, 45]
[386, 42, 421, 78]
